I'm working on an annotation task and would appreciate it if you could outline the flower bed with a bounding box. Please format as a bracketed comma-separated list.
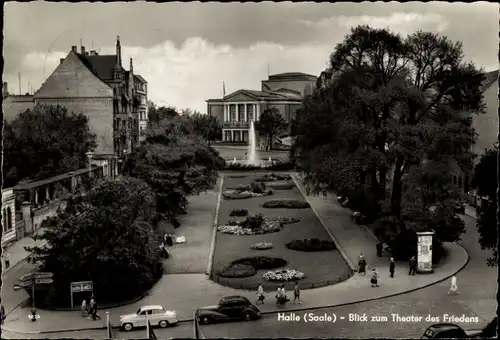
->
[254, 173, 292, 182]
[263, 199, 310, 209]
[250, 242, 274, 250]
[286, 238, 337, 252]
[218, 215, 299, 235]
[229, 209, 249, 217]
[223, 190, 273, 200]
[266, 181, 295, 190]
[218, 263, 257, 278]
[233, 256, 287, 269]
[263, 269, 305, 282]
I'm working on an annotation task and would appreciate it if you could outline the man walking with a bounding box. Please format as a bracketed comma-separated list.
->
[376, 241, 383, 257]
[389, 258, 395, 278]
[293, 282, 301, 304]
[408, 256, 417, 276]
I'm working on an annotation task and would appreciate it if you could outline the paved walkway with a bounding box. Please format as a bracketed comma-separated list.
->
[2, 174, 470, 334]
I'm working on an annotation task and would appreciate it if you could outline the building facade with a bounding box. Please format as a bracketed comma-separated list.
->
[134, 75, 148, 141]
[2, 188, 16, 246]
[33, 37, 149, 173]
[2, 82, 34, 122]
[206, 72, 316, 142]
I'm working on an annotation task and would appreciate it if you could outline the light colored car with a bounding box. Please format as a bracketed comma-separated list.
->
[120, 305, 178, 331]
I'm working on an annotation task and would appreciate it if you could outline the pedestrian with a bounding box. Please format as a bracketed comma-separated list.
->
[88, 297, 95, 320]
[256, 283, 265, 304]
[275, 286, 282, 305]
[358, 254, 367, 275]
[293, 282, 301, 304]
[81, 299, 87, 317]
[3, 251, 11, 269]
[448, 276, 460, 295]
[408, 256, 417, 276]
[166, 234, 173, 247]
[370, 268, 379, 287]
[376, 241, 383, 257]
[90, 296, 100, 320]
[389, 258, 395, 278]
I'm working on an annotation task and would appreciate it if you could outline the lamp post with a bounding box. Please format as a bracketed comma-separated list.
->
[86, 152, 93, 178]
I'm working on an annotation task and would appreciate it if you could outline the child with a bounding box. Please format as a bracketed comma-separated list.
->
[370, 268, 379, 287]
[293, 282, 301, 304]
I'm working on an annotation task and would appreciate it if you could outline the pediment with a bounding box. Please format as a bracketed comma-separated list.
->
[223, 90, 259, 102]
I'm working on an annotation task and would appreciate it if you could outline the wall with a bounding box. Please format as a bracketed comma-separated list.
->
[32, 201, 67, 231]
[208, 103, 224, 122]
[34, 52, 115, 155]
[35, 98, 114, 155]
[262, 79, 316, 97]
[472, 83, 499, 157]
[2, 95, 34, 122]
[1, 188, 16, 245]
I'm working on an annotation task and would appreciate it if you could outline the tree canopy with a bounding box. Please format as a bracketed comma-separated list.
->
[3, 104, 97, 188]
[292, 25, 485, 259]
[471, 145, 498, 266]
[125, 114, 225, 228]
[26, 177, 162, 305]
[256, 107, 288, 150]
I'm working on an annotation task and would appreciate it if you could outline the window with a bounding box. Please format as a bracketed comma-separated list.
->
[247, 105, 254, 121]
[153, 308, 166, 314]
[230, 105, 236, 121]
[6, 207, 12, 231]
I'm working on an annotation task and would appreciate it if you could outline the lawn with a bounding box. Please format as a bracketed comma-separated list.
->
[211, 172, 352, 291]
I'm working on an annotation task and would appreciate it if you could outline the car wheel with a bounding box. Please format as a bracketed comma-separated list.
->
[202, 316, 210, 324]
[159, 320, 169, 328]
[123, 323, 133, 331]
[244, 313, 251, 321]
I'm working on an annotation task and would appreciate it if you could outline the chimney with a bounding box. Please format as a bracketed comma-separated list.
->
[130, 58, 133, 73]
[60, 58, 64, 64]
[81, 46, 86, 55]
[71, 46, 77, 53]
[90, 50, 97, 56]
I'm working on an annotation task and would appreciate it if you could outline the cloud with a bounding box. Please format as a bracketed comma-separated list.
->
[5, 38, 332, 112]
[299, 12, 449, 33]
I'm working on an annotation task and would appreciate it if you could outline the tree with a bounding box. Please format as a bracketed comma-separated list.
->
[256, 107, 287, 150]
[292, 26, 485, 259]
[26, 177, 162, 306]
[148, 104, 178, 125]
[125, 115, 225, 229]
[471, 145, 498, 266]
[3, 104, 97, 188]
[189, 112, 223, 141]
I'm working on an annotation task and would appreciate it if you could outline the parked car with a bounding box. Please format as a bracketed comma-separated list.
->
[454, 203, 466, 214]
[421, 323, 482, 338]
[120, 305, 178, 331]
[196, 296, 260, 324]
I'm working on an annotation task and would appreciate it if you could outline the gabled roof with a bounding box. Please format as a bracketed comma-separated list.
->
[207, 89, 302, 102]
[482, 70, 498, 91]
[79, 54, 120, 81]
[134, 74, 147, 83]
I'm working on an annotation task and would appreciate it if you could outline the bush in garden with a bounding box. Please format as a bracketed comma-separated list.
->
[250, 181, 267, 193]
[286, 238, 337, 252]
[266, 181, 295, 190]
[223, 190, 253, 200]
[225, 163, 261, 170]
[218, 263, 257, 278]
[262, 269, 305, 282]
[232, 256, 287, 270]
[229, 184, 252, 192]
[229, 209, 249, 217]
[254, 173, 292, 182]
[240, 213, 265, 229]
[263, 199, 310, 209]
[250, 242, 274, 250]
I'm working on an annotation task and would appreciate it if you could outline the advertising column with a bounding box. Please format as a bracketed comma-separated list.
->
[417, 231, 434, 273]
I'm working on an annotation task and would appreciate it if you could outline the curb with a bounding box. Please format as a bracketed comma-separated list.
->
[206, 175, 224, 277]
[2, 239, 48, 276]
[291, 175, 356, 272]
[4, 243, 469, 335]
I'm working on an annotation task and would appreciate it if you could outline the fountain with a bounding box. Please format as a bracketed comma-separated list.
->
[247, 120, 260, 166]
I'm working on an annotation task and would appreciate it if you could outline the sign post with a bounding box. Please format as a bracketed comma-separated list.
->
[417, 231, 434, 273]
[70, 281, 93, 308]
[19, 272, 54, 321]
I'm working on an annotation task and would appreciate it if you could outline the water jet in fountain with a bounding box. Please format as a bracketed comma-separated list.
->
[247, 120, 260, 166]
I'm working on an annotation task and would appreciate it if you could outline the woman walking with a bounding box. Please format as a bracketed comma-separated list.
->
[358, 254, 367, 275]
[448, 276, 460, 295]
[256, 283, 265, 304]
[81, 299, 87, 317]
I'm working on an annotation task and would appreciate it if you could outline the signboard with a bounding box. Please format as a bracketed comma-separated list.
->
[417, 231, 434, 273]
[35, 278, 54, 285]
[20, 272, 54, 283]
[70, 281, 93, 308]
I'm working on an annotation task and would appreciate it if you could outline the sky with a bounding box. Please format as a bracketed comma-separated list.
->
[4, 2, 499, 113]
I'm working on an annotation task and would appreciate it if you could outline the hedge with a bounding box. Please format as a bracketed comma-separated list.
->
[286, 238, 337, 252]
[217, 257, 287, 278]
[229, 209, 249, 217]
[263, 199, 310, 209]
[218, 263, 257, 278]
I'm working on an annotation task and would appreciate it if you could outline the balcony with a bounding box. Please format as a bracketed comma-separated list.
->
[223, 121, 250, 129]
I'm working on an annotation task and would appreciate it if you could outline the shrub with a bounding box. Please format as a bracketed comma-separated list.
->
[250, 242, 274, 250]
[263, 199, 310, 209]
[254, 173, 292, 182]
[286, 238, 337, 252]
[230, 184, 252, 192]
[218, 219, 283, 235]
[225, 163, 261, 171]
[266, 181, 295, 190]
[229, 209, 249, 217]
[268, 162, 295, 171]
[250, 181, 267, 193]
[232, 256, 287, 270]
[240, 213, 265, 229]
[262, 269, 305, 282]
[272, 216, 300, 225]
[218, 263, 257, 278]
[223, 190, 253, 200]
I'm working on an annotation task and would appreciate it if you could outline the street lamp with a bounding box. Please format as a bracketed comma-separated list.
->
[85, 152, 93, 178]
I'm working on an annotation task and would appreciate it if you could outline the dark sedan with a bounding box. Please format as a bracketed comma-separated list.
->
[196, 296, 261, 324]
